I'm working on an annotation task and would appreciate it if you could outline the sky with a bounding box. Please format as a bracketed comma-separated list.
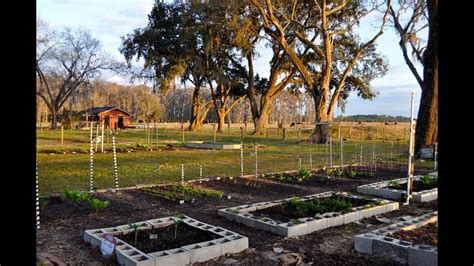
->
[37, 0, 424, 117]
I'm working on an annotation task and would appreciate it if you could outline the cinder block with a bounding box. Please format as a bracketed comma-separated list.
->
[307, 217, 327, 232]
[214, 235, 249, 255]
[354, 233, 377, 254]
[149, 248, 190, 266]
[286, 222, 309, 237]
[116, 248, 155, 266]
[324, 212, 344, 227]
[343, 211, 360, 224]
[408, 246, 438, 266]
[146, 218, 174, 228]
[408, 245, 438, 266]
[84, 229, 102, 244]
[385, 202, 399, 212]
[182, 241, 221, 263]
[372, 237, 409, 264]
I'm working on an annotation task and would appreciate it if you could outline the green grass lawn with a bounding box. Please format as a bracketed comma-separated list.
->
[37, 126, 434, 195]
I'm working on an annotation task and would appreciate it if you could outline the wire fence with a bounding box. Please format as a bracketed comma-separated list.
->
[36, 123, 433, 195]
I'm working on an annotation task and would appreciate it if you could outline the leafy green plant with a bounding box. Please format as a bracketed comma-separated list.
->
[348, 169, 357, 178]
[174, 214, 185, 219]
[420, 175, 437, 186]
[173, 219, 182, 240]
[87, 198, 110, 212]
[296, 168, 311, 182]
[129, 223, 140, 246]
[389, 180, 402, 189]
[288, 195, 353, 214]
[63, 190, 90, 206]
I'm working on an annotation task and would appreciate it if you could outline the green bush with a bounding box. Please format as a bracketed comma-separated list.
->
[63, 190, 90, 206]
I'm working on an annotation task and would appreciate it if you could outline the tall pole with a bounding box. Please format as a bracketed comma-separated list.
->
[112, 135, 119, 192]
[89, 122, 94, 193]
[340, 135, 343, 168]
[329, 137, 333, 168]
[240, 142, 244, 178]
[254, 143, 258, 178]
[199, 165, 203, 183]
[181, 163, 185, 184]
[434, 142, 438, 171]
[405, 91, 416, 205]
[36, 162, 40, 230]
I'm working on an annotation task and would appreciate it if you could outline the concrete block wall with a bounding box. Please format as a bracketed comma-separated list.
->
[219, 191, 399, 237]
[357, 173, 438, 202]
[83, 215, 249, 266]
[354, 212, 437, 266]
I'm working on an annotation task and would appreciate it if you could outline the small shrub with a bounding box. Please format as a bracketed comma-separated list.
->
[348, 169, 357, 178]
[88, 198, 110, 212]
[129, 223, 140, 246]
[63, 190, 90, 206]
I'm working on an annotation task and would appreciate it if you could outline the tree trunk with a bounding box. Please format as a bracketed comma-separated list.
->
[216, 108, 226, 133]
[50, 108, 58, 129]
[415, 0, 438, 157]
[189, 88, 201, 131]
[308, 86, 330, 144]
[254, 104, 270, 135]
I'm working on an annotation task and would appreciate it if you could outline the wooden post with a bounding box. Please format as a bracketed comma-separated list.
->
[61, 126, 64, 146]
[240, 127, 244, 140]
[349, 125, 352, 139]
[213, 124, 217, 143]
[283, 128, 287, 141]
[156, 123, 159, 150]
[228, 121, 231, 137]
[265, 128, 269, 139]
[337, 123, 341, 140]
[95, 123, 99, 152]
[181, 123, 185, 143]
[297, 128, 301, 141]
[101, 123, 104, 153]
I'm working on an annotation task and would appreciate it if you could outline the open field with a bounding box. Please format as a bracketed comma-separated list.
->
[36, 123, 432, 195]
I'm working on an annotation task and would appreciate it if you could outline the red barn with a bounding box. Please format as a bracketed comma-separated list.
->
[83, 107, 132, 130]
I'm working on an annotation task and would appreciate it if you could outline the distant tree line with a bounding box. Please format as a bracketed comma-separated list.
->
[335, 115, 410, 123]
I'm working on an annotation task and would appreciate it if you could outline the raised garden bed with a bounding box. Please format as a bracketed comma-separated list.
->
[357, 172, 438, 202]
[84, 215, 249, 266]
[218, 191, 399, 237]
[139, 183, 225, 204]
[354, 211, 437, 265]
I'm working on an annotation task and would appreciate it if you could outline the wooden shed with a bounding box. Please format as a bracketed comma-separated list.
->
[83, 107, 132, 130]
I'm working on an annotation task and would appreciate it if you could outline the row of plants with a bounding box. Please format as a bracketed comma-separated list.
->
[140, 184, 224, 202]
[388, 175, 438, 190]
[326, 167, 375, 178]
[263, 168, 312, 183]
[128, 214, 185, 246]
[63, 190, 110, 212]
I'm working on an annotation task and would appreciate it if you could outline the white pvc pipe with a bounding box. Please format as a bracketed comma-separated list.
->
[405, 91, 416, 205]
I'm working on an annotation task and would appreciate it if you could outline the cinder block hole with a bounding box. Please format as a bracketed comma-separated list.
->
[399, 241, 411, 246]
[127, 250, 140, 256]
[92, 230, 102, 234]
[383, 237, 394, 242]
[174, 249, 185, 254]
[223, 232, 233, 236]
[203, 226, 213, 229]
[133, 255, 149, 261]
[418, 245, 432, 250]
[154, 251, 166, 257]
[214, 228, 224, 232]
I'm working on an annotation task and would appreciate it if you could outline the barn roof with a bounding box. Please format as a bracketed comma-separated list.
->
[85, 107, 131, 116]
